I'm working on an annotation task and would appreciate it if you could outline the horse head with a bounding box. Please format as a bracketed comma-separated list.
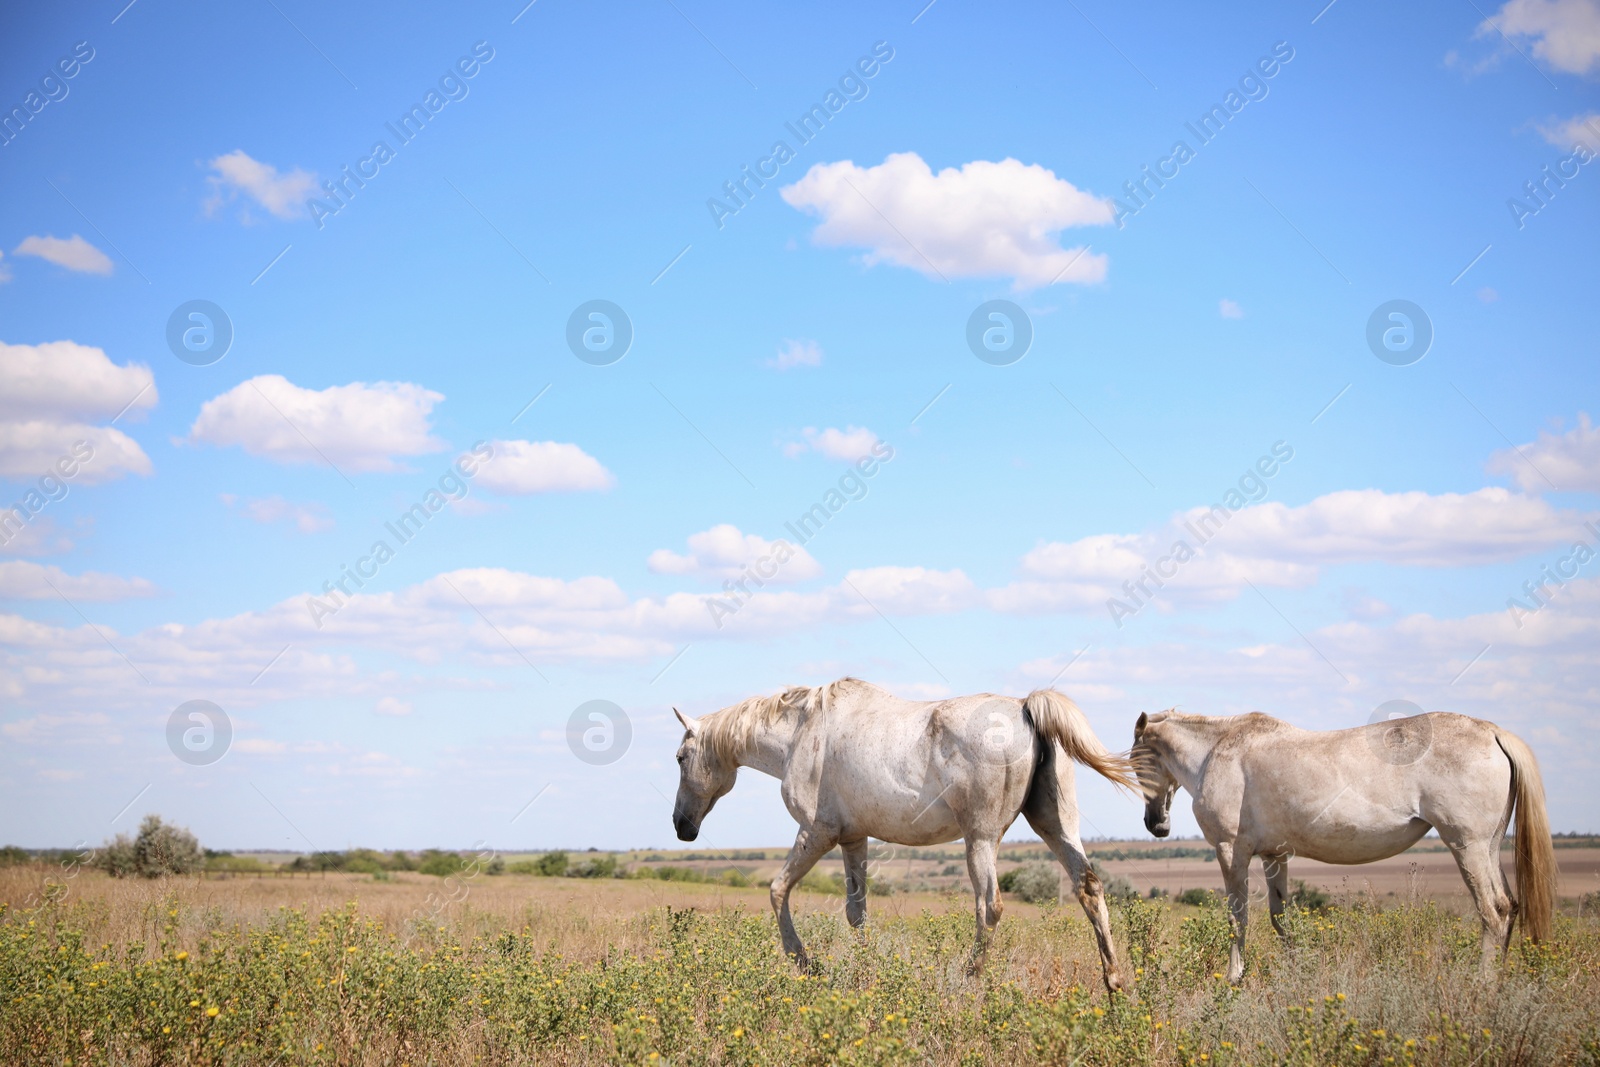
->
[671, 707, 737, 841]
[1132, 711, 1178, 838]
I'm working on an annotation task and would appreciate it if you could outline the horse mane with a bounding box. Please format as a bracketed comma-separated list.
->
[701, 677, 868, 763]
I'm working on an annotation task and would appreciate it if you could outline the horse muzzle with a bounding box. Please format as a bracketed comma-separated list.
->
[673, 813, 699, 842]
[1145, 813, 1171, 838]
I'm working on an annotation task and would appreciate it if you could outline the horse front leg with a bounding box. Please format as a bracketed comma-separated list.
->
[963, 836, 1003, 976]
[1217, 841, 1252, 983]
[770, 827, 837, 971]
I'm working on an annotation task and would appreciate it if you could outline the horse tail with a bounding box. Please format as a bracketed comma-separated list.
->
[1495, 728, 1555, 942]
[1023, 689, 1140, 793]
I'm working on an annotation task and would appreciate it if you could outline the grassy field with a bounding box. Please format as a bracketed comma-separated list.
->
[3, 853, 1599, 1066]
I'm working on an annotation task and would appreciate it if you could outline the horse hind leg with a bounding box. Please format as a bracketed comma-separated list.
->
[1021, 751, 1126, 993]
[963, 836, 1003, 976]
[1264, 852, 1291, 939]
[841, 838, 870, 930]
[1443, 835, 1513, 974]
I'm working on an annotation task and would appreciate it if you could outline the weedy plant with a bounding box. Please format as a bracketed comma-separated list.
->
[0, 870, 1595, 1065]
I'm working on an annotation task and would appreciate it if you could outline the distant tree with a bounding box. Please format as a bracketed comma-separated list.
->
[0, 845, 29, 867]
[532, 851, 569, 877]
[101, 816, 203, 878]
[418, 850, 467, 877]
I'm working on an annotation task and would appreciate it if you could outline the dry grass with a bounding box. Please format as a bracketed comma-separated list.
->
[2, 865, 1597, 1065]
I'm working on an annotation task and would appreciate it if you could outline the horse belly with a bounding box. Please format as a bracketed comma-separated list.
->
[1285, 816, 1430, 866]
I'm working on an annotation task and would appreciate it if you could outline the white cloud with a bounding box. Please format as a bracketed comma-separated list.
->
[1219, 298, 1244, 319]
[1539, 112, 1600, 151]
[768, 339, 822, 370]
[0, 340, 155, 423]
[13, 235, 113, 275]
[221, 494, 333, 534]
[839, 566, 978, 614]
[189, 375, 445, 473]
[780, 152, 1113, 289]
[0, 340, 156, 484]
[990, 487, 1588, 615]
[1480, 0, 1600, 74]
[0, 561, 156, 601]
[1489, 413, 1600, 492]
[647, 524, 822, 581]
[473, 439, 614, 494]
[786, 425, 880, 462]
[374, 697, 412, 717]
[205, 149, 317, 221]
[1211, 488, 1579, 566]
[234, 738, 287, 754]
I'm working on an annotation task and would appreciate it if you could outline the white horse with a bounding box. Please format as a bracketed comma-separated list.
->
[671, 677, 1140, 989]
[1130, 709, 1556, 982]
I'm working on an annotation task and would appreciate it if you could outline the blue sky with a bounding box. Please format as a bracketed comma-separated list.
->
[2, 0, 1597, 852]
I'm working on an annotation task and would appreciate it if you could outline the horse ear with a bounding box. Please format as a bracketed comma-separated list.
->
[1135, 711, 1148, 737]
[673, 707, 699, 736]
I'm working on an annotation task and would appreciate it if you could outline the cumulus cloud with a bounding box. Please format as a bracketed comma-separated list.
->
[473, 439, 614, 494]
[13, 235, 114, 275]
[840, 566, 978, 614]
[780, 152, 1113, 289]
[0, 340, 156, 483]
[221, 494, 333, 534]
[205, 150, 318, 221]
[1489, 413, 1600, 492]
[785, 425, 881, 461]
[989, 487, 1588, 615]
[1479, 0, 1600, 74]
[374, 697, 412, 717]
[0, 561, 156, 601]
[768, 339, 823, 370]
[1219, 298, 1244, 319]
[189, 375, 445, 473]
[1539, 112, 1600, 151]
[648, 524, 822, 581]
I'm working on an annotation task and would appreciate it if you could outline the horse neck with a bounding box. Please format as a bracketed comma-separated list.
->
[725, 701, 804, 778]
[1159, 718, 1228, 794]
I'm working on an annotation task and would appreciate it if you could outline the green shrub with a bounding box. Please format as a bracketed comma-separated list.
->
[1004, 861, 1060, 904]
[418, 851, 467, 877]
[1175, 887, 1216, 906]
[99, 816, 202, 879]
[568, 855, 618, 879]
[1289, 879, 1331, 912]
